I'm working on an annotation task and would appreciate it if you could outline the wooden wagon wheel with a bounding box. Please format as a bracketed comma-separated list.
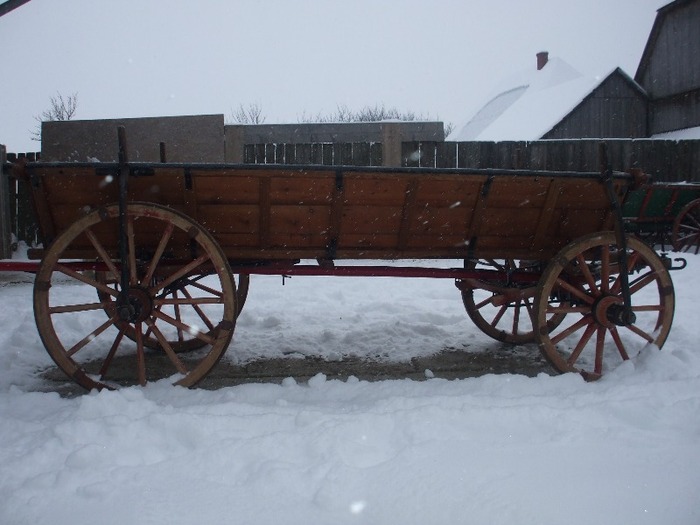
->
[460, 259, 565, 344]
[672, 198, 700, 254]
[33, 202, 237, 390]
[94, 271, 249, 353]
[534, 232, 674, 380]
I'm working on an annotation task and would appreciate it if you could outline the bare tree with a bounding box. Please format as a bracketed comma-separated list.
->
[31, 92, 78, 141]
[300, 103, 453, 135]
[229, 103, 266, 124]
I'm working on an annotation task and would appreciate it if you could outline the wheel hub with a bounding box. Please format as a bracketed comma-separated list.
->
[117, 286, 154, 323]
[592, 294, 636, 327]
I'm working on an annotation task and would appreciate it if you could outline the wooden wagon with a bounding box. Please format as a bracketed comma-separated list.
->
[1, 130, 683, 389]
[622, 181, 700, 253]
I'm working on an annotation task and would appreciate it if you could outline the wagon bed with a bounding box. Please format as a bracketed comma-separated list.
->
[24, 161, 629, 263]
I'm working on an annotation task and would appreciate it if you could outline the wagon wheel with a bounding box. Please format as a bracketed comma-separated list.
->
[460, 259, 565, 344]
[33, 202, 237, 390]
[672, 198, 700, 254]
[94, 271, 249, 353]
[534, 232, 674, 380]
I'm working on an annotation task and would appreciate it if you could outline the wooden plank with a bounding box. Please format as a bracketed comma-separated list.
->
[352, 142, 371, 167]
[0, 145, 11, 257]
[269, 175, 334, 204]
[464, 176, 492, 247]
[322, 143, 333, 165]
[269, 205, 331, 236]
[325, 170, 345, 258]
[530, 179, 562, 252]
[435, 141, 457, 168]
[402, 141, 420, 167]
[342, 174, 408, 206]
[339, 143, 353, 165]
[369, 142, 383, 166]
[191, 170, 260, 204]
[419, 142, 437, 168]
[397, 179, 418, 250]
[259, 177, 271, 247]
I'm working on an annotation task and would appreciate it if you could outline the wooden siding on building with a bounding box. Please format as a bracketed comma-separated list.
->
[636, 0, 700, 99]
[542, 69, 648, 139]
[651, 89, 700, 134]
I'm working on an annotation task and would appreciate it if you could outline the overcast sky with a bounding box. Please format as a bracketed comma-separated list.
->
[1, 0, 667, 152]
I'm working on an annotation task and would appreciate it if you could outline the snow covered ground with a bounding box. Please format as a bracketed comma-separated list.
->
[1, 252, 699, 525]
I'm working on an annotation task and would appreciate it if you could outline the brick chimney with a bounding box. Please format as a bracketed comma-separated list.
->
[536, 51, 549, 70]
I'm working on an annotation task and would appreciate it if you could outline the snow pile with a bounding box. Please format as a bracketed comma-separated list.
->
[1, 256, 699, 524]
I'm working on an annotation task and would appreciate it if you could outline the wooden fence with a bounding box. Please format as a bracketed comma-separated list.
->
[400, 140, 700, 182]
[244, 139, 700, 182]
[243, 141, 383, 166]
[2, 140, 699, 249]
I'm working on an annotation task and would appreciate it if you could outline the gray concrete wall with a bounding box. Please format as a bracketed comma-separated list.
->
[41, 114, 225, 162]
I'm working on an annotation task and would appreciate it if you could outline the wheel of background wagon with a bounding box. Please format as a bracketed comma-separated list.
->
[95, 271, 249, 353]
[33, 202, 237, 390]
[672, 198, 700, 254]
[534, 232, 674, 380]
[460, 258, 565, 344]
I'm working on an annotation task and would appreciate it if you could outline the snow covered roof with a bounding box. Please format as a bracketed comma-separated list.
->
[450, 56, 601, 141]
[652, 125, 700, 139]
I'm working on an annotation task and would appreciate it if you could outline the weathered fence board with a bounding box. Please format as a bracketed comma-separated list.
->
[0, 145, 10, 258]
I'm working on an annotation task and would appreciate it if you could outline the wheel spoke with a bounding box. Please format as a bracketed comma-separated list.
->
[173, 289, 185, 344]
[631, 304, 663, 312]
[595, 327, 605, 375]
[512, 300, 521, 335]
[611, 250, 640, 295]
[600, 245, 610, 293]
[146, 319, 188, 375]
[84, 227, 121, 279]
[490, 304, 508, 327]
[475, 295, 493, 309]
[555, 278, 594, 305]
[180, 287, 217, 331]
[566, 322, 597, 367]
[609, 327, 630, 361]
[551, 315, 592, 345]
[575, 254, 599, 296]
[135, 322, 146, 386]
[142, 221, 175, 285]
[127, 217, 138, 286]
[624, 323, 655, 344]
[151, 309, 216, 345]
[66, 315, 118, 357]
[49, 301, 108, 314]
[151, 254, 211, 294]
[546, 305, 590, 314]
[155, 297, 224, 306]
[185, 278, 224, 298]
[628, 271, 658, 295]
[99, 328, 126, 379]
[56, 264, 118, 297]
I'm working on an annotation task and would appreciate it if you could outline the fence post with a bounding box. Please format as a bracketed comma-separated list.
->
[380, 122, 402, 167]
[0, 144, 11, 259]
